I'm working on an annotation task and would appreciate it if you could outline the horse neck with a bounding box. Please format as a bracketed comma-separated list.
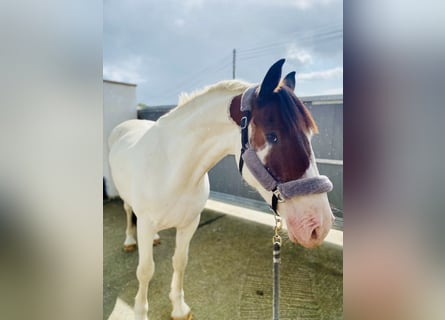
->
[159, 86, 245, 184]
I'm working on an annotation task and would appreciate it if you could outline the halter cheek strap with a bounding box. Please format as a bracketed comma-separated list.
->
[238, 86, 333, 215]
[238, 85, 257, 173]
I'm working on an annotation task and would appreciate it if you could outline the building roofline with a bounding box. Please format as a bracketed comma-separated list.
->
[103, 79, 137, 87]
[300, 94, 343, 105]
[300, 94, 343, 102]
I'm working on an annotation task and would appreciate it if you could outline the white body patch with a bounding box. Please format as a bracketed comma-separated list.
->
[109, 80, 250, 320]
[302, 131, 319, 178]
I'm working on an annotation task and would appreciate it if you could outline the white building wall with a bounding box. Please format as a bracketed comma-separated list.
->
[103, 80, 137, 197]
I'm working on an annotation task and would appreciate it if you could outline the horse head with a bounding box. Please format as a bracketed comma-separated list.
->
[232, 59, 335, 248]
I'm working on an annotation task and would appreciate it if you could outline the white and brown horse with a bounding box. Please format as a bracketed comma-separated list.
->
[108, 59, 334, 320]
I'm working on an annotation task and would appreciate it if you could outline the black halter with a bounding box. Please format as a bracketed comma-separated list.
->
[237, 86, 282, 214]
[238, 110, 251, 173]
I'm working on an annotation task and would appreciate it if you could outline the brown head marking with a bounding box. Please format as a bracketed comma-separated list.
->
[229, 94, 242, 125]
[250, 61, 318, 182]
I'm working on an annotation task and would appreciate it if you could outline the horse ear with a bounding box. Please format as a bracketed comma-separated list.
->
[258, 59, 285, 99]
[282, 71, 296, 91]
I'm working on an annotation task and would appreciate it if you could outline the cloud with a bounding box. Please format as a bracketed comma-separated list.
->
[286, 45, 313, 65]
[273, 0, 339, 10]
[104, 1, 342, 104]
[288, 0, 323, 9]
[178, 0, 339, 11]
[297, 66, 343, 81]
[103, 55, 146, 84]
[321, 87, 343, 95]
[174, 18, 185, 28]
[181, 0, 206, 10]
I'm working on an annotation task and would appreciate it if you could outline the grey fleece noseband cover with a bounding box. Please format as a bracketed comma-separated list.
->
[240, 86, 333, 200]
[242, 149, 333, 199]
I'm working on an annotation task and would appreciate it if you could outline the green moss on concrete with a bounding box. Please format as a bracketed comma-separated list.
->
[104, 199, 342, 319]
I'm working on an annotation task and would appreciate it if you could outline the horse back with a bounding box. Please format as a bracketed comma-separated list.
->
[108, 119, 155, 149]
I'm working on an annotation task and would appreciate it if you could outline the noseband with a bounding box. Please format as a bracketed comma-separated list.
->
[238, 86, 333, 214]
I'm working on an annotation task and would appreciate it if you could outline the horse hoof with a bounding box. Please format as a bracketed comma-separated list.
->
[171, 312, 192, 320]
[153, 239, 161, 246]
[123, 244, 137, 252]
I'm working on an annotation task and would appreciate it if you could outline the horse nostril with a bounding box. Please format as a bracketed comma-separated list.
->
[311, 227, 319, 240]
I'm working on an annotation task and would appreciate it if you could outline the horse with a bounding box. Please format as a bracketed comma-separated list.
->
[108, 59, 335, 320]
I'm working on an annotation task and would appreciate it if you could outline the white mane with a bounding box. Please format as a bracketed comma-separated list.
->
[177, 80, 250, 107]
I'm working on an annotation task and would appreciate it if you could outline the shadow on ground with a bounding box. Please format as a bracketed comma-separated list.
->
[104, 199, 342, 320]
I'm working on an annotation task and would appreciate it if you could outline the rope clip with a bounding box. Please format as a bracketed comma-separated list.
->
[273, 215, 282, 246]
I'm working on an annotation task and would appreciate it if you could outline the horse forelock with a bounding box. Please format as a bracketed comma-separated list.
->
[275, 86, 318, 135]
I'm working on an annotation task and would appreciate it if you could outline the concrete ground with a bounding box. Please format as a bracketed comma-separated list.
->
[104, 198, 343, 320]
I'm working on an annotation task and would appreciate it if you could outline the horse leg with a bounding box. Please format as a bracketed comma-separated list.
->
[169, 215, 200, 320]
[134, 216, 156, 320]
[153, 232, 161, 246]
[123, 202, 161, 251]
[123, 202, 137, 252]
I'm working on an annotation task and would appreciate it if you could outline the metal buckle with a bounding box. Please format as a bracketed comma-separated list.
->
[272, 214, 282, 246]
[272, 188, 285, 202]
[240, 116, 248, 129]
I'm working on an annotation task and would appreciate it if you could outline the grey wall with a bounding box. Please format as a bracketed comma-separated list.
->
[137, 95, 343, 217]
[138, 106, 173, 121]
[104, 80, 138, 197]
[304, 96, 343, 214]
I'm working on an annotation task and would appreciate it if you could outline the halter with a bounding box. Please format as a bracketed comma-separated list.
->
[238, 85, 333, 215]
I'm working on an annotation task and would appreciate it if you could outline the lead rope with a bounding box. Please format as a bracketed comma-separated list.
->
[272, 212, 282, 320]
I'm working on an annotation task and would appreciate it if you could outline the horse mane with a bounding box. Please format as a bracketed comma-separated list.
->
[177, 80, 250, 107]
[276, 86, 319, 134]
[174, 80, 317, 135]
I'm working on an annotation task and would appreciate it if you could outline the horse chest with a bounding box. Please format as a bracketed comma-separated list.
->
[134, 173, 210, 230]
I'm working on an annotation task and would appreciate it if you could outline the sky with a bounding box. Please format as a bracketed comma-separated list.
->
[103, 0, 343, 105]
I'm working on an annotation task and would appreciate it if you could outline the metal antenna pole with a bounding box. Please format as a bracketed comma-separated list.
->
[232, 48, 236, 79]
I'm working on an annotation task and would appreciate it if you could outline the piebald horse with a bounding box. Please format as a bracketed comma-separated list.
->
[108, 59, 334, 320]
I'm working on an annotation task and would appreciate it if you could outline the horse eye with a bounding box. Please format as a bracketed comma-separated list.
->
[265, 133, 278, 144]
